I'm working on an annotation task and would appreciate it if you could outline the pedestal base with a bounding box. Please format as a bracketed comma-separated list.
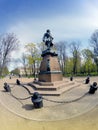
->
[39, 72, 62, 82]
[39, 49, 63, 82]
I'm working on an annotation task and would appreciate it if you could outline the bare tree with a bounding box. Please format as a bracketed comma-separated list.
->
[55, 41, 68, 75]
[21, 53, 28, 76]
[69, 41, 81, 75]
[0, 33, 19, 76]
[90, 30, 98, 73]
[82, 49, 93, 74]
[25, 43, 41, 76]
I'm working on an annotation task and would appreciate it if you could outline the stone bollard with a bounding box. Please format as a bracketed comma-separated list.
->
[16, 79, 20, 85]
[31, 92, 43, 108]
[18, 74, 21, 78]
[85, 77, 90, 84]
[89, 82, 98, 94]
[4, 82, 11, 92]
[70, 76, 73, 81]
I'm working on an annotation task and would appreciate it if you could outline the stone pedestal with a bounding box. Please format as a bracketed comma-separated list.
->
[38, 50, 63, 82]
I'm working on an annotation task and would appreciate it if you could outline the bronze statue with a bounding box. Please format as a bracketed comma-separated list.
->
[43, 29, 54, 49]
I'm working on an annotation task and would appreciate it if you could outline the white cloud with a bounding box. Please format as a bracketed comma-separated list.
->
[8, 12, 98, 45]
[7, 2, 98, 70]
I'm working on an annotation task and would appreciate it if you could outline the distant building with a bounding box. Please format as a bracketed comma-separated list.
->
[18, 66, 32, 75]
[18, 65, 39, 76]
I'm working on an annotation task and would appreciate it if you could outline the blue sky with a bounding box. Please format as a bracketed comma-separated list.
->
[0, 0, 98, 69]
[1, 0, 98, 43]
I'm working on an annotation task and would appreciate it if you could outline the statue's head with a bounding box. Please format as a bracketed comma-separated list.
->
[46, 29, 50, 33]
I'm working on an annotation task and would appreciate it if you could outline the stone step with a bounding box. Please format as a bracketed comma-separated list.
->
[55, 81, 75, 90]
[58, 83, 81, 95]
[28, 81, 75, 91]
[33, 81, 54, 86]
[53, 79, 69, 85]
[24, 82, 81, 96]
[23, 84, 34, 94]
[28, 83, 57, 91]
[35, 83, 81, 96]
[33, 78, 69, 86]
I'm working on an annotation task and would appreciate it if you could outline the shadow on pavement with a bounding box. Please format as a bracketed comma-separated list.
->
[22, 104, 34, 110]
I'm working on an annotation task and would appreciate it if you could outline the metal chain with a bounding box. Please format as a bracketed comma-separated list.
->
[9, 83, 32, 100]
[9, 83, 89, 103]
[9, 91, 32, 100]
[61, 84, 79, 93]
[42, 92, 89, 103]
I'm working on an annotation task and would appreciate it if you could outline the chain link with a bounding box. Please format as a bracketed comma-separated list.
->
[9, 83, 89, 104]
[42, 92, 88, 103]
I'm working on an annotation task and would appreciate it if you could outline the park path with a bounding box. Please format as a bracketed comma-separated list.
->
[0, 76, 98, 130]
